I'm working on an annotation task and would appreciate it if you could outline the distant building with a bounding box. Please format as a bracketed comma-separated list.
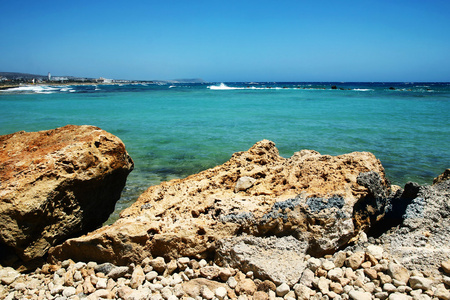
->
[48, 72, 51, 81]
[96, 77, 113, 83]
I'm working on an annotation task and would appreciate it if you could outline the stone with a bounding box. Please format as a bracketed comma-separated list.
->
[299, 268, 315, 287]
[237, 278, 257, 295]
[317, 277, 330, 294]
[62, 286, 76, 297]
[200, 266, 221, 280]
[294, 283, 312, 300]
[409, 276, 433, 290]
[182, 278, 230, 299]
[161, 286, 173, 299]
[364, 267, 378, 280]
[388, 293, 412, 300]
[383, 283, 397, 292]
[0, 267, 20, 285]
[107, 266, 129, 279]
[307, 257, 322, 271]
[367, 245, 384, 260]
[96, 277, 107, 289]
[201, 286, 215, 300]
[322, 260, 336, 271]
[375, 291, 390, 300]
[333, 252, 347, 268]
[146, 270, 158, 282]
[329, 281, 344, 294]
[388, 263, 410, 285]
[346, 252, 365, 270]
[257, 280, 276, 292]
[130, 265, 145, 289]
[215, 286, 228, 300]
[253, 291, 269, 300]
[48, 141, 388, 265]
[0, 125, 133, 266]
[275, 282, 290, 297]
[216, 235, 307, 286]
[82, 276, 96, 294]
[328, 268, 344, 281]
[349, 290, 372, 300]
[434, 286, 450, 300]
[227, 276, 238, 289]
[151, 257, 167, 274]
[379, 175, 450, 274]
[433, 169, 450, 184]
[219, 268, 233, 282]
[235, 176, 257, 192]
[442, 259, 450, 274]
[164, 259, 178, 276]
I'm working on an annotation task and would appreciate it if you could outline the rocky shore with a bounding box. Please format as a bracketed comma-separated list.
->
[0, 126, 449, 299]
[1, 240, 449, 300]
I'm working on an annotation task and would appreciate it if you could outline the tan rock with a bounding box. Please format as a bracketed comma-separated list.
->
[388, 263, 410, 285]
[200, 266, 221, 280]
[49, 140, 388, 265]
[333, 251, 347, 268]
[347, 252, 365, 270]
[182, 278, 231, 299]
[236, 278, 257, 295]
[0, 125, 133, 266]
[130, 265, 145, 289]
[364, 267, 378, 280]
[253, 291, 269, 300]
[442, 259, 450, 274]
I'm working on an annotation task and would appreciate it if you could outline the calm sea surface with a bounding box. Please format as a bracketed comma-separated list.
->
[1, 82, 449, 223]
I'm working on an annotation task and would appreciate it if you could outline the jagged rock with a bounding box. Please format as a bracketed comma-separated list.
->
[0, 125, 134, 267]
[378, 171, 450, 273]
[433, 169, 450, 185]
[49, 140, 388, 266]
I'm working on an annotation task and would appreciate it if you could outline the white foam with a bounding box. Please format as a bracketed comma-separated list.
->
[353, 89, 374, 91]
[1, 85, 59, 93]
[208, 83, 246, 90]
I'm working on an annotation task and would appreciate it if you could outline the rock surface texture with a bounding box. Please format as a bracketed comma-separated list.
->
[0, 125, 134, 267]
[49, 140, 390, 266]
[379, 175, 450, 273]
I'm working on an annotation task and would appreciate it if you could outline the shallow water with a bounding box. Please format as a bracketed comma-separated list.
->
[1, 82, 449, 224]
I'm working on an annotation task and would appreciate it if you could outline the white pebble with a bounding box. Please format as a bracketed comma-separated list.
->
[215, 286, 227, 300]
[276, 282, 290, 297]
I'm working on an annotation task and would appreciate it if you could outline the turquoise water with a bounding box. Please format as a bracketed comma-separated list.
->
[1, 82, 449, 223]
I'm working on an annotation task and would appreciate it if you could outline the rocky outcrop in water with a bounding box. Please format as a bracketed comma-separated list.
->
[49, 140, 391, 266]
[0, 125, 134, 268]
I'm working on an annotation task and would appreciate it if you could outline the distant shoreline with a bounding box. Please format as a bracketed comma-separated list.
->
[0, 81, 150, 90]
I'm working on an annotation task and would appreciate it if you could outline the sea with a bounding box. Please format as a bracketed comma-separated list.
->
[1, 82, 449, 224]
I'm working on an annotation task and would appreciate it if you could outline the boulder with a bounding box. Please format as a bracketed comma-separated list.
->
[0, 125, 134, 267]
[49, 140, 389, 267]
[378, 170, 450, 273]
[216, 236, 307, 286]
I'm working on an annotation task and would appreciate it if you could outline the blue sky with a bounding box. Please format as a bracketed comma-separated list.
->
[1, 0, 449, 82]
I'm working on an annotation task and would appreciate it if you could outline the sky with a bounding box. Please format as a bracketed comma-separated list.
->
[1, 0, 449, 82]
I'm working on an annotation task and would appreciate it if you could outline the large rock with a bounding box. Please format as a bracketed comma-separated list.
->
[0, 125, 134, 267]
[215, 235, 307, 287]
[49, 140, 389, 266]
[378, 171, 450, 273]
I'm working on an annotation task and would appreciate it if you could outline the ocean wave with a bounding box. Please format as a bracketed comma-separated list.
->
[208, 83, 245, 90]
[353, 89, 374, 91]
[1, 85, 60, 94]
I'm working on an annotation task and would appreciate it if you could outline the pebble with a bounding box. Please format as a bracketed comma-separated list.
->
[1, 243, 448, 300]
[275, 282, 290, 297]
